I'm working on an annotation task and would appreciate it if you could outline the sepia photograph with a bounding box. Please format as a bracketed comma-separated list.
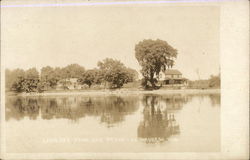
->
[0, 0, 249, 159]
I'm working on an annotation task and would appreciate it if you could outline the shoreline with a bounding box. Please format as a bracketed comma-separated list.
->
[7, 88, 220, 97]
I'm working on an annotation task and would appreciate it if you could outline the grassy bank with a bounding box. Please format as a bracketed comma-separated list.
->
[6, 88, 220, 97]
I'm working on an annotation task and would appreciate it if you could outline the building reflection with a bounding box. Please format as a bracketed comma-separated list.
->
[137, 95, 181, 144]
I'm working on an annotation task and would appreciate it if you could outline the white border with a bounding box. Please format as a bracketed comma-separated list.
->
[1, 0, 249, 159]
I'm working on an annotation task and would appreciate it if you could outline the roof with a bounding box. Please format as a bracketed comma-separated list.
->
[165, 77, 183, 80]
[165, 69, 182, 75]
[58, 78, 78, 83]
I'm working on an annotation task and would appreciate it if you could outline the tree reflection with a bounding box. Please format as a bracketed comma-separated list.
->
[40, 97, 87, 121]
[162, 94, 189, 110]
[208, 94, 220, 106]
[80, 96, 138, 127]
[5, 93, 220, 131]
[5, 96, 139, 126]
[137, 95, 180, 144]
[6, 97, 40, 120]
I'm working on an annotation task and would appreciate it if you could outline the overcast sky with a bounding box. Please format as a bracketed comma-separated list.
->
[2, 2, 220, 80]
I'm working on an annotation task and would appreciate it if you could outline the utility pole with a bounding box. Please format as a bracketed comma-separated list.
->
[196, 68, 200, 80]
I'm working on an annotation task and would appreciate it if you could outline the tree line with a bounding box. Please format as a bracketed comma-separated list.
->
[5, 58, 138, 93]
[188, 74, 221, 89]
[7, 38, 218, 92]
[5, 39, 180, 92]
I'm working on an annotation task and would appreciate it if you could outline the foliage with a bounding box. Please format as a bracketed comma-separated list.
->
[6, 67, 54, 92]
[187, 79, 209, 89]
[61, 64, 85, 79]
[135, 39, 178, 89]
[40, 64, 85, 90]
[208, 74, 220, 88]
[25, 68, 39, 79]
[188, 74, 220, 89]
[7, 68, 40, 93]
[41, 66, 60, 89]
[12, 77, 42, 93]
[122, 80, 141, 89]
[78, 69, 98, 88]
[5, 68, 25, 91]
[6, 60, 138, 92]
[126, 68, 139, 82]
[97, 58, 138, 88]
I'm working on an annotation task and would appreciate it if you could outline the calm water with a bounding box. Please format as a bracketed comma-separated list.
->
[5, 93, 220, 153]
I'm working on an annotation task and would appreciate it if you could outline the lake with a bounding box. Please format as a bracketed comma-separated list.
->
[5, 93, 220, 153]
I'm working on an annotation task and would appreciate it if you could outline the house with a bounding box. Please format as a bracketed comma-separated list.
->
[56, 78, 83, 90]
[159, 69, 188, 87]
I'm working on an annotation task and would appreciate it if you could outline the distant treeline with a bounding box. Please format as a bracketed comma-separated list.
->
[5, 58, 139, 93]
[188, 74, 220, 89]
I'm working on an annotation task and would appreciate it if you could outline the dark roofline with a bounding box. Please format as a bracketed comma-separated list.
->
[165, 69, 182, 75]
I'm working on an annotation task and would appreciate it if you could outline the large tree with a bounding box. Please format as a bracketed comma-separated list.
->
[78, 69, 99, 88]
[135, 39, 178, 89]
[11, 68, 41, 93]
[5, 68, 25, 90]
[97, 58, 136, 88]
[41, 66, 60, 89]
[61, 64, 85, 79]
[25, 68, 39, 79]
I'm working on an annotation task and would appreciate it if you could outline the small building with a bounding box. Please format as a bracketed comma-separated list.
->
[56, 78, 83, 90]
[159, 69, 188, 87]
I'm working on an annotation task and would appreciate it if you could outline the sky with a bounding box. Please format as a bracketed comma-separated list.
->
[1, 2, 220, 80]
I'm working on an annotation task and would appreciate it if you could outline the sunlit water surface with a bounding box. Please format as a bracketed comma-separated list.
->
[5, 93, 220, 153]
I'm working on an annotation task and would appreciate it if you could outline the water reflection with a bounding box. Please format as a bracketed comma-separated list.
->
[5, 93, 220, 128]
[137, 95, 181, 144]
[5, 93, 221, 152]
[5, 96, 139, 127]
[8, 98, 40, 120]
[209, 94, 220, 106]
[163, 94, 190, 110]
